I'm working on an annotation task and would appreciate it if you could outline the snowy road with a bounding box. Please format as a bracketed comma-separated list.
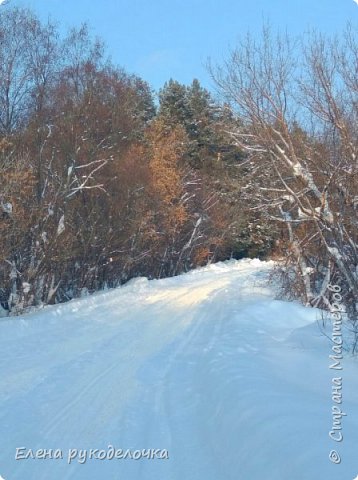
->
[0, 259, 358, 479]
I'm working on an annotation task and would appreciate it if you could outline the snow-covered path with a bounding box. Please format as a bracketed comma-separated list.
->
[0, 259, 357, 479]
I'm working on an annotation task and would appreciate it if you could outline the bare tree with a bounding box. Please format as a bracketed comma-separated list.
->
[210, 25, 358, 329]
[0, 8, 58, 133]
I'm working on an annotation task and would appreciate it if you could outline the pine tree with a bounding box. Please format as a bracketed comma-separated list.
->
[158, 79, 192, 130]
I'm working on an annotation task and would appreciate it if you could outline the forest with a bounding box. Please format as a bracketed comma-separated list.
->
[0, 8, 357, 331]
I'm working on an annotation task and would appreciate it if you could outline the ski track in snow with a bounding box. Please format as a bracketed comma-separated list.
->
[0, 259, 358, 479]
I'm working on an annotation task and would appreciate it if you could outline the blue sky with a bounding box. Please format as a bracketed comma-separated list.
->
[6, 0, 358, 90]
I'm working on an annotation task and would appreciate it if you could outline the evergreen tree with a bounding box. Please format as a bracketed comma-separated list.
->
[186, 79, 219, 165]
[158, 79, 191, 129]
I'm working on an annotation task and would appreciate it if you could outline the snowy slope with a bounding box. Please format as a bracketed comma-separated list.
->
[0, 259, 357, 480]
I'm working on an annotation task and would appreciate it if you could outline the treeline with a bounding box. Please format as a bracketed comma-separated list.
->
[0, 8, 272, 313]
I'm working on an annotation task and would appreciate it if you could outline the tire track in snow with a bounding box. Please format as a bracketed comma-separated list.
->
[42, 276, 232, 441]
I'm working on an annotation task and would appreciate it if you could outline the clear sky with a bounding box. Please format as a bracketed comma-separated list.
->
[5, 0, 358, 91]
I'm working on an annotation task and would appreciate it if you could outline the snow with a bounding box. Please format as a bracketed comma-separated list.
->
[56, 215, 65, 236]
[21, 283, 31, 295]
[0, 258, 358, 479]
[1, 202, 12, 215]
[303, 266, 315, 275]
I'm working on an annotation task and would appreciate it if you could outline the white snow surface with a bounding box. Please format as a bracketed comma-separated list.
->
[0, 258, 358, 479]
